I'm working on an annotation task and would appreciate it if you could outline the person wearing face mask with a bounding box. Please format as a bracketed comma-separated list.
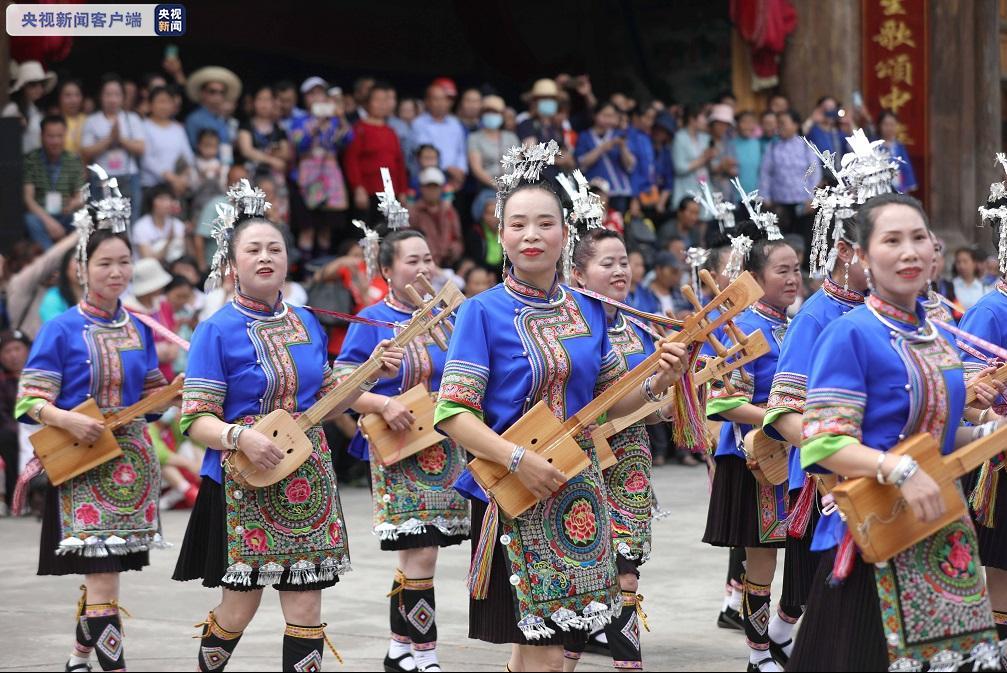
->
[334, 229, 469, 673]
[15, 173, 173, 673]
[173, 180, 404, 671]
[436, 143, 689, 672]
[467, 95, 519, 223]
[702, 222, 803, 673]
[787, 193, 1003, 671]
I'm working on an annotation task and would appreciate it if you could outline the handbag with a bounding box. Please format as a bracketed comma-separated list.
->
[305, 280, 353, 327]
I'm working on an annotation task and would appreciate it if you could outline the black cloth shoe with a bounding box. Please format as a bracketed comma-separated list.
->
[769, 638, 792, 666]
[65, 662, 92, 672]
[583, 628, 610, 655]
[717, 606, 745, 631]
[746, 657, 779, 672]
[383, 651, 415, 672]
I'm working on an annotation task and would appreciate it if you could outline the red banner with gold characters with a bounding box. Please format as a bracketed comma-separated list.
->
[862, 0, 928, 203]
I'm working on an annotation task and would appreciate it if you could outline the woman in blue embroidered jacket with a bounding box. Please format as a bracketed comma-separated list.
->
[334, 229, 469, 673]
[760, 220, 868, 663]
[17, 226, 170, 673]
[435, 178, 689, 672]
[172, 210, 404, 672]
[789, 194, 1001, 671]
[563, 228, 683, 671]
[701, 225, 801, 673]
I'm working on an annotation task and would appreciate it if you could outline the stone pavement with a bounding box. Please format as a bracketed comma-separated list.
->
[0, 463, 788, 671]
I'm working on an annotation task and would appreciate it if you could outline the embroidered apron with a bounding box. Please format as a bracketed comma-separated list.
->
[222, 418, 350, 586]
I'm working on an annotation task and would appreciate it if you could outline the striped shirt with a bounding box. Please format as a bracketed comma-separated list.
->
[23, 149, 85, 208]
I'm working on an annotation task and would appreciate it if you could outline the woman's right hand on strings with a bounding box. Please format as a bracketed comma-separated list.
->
[515, 450, 568, 501]
[899, 466, 945, 523]
[236, 429, 285, 472]
[382, 397, 415, 433]
[61, 411, 105, 444]
[373, 340, 405, 379]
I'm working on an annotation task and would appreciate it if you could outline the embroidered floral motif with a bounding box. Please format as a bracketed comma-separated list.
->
[822, 277, 865, 306]
[112, 463, 137, 486]
[75, 503, 101, 526]
[874, 518, 997, 666]
[181, 377, 227, 419]
[438, 360, 489, 415]
[285, 478, 312, 505]
[242, 524, 273, 553]
[416, 444, 447, 475]
[563, 498, 599, 544]
[604, 424, 653, 563]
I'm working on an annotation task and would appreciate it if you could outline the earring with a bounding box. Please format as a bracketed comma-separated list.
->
[864, 267, 876, 294]
[843, 261, 851, 291]
[501, 250, 509, 277]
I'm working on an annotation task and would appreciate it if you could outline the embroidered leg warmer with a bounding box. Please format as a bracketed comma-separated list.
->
[195, 611, 243, 672]
[400, 576, 438, 670]
[603, 591, 649, 671]
[83, 600, 128, 671]
[282, 623, 342, 672]
[743, 579, 773, 655]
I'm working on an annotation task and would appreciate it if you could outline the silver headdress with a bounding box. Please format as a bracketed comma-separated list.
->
[725, 234, 753, 282]
[839, 128, 899, 204]
[377, 166, 409, 231]
[74, 165, 131, 295]
[556, 169, 604, 281]
[805, 138, 857, 278]
[205, 179, 272, 292]
[978, 153, 1007, 274]
[353, 219, 381, 280]
[494, 140, 561, 220]
[686, 246, 710, 298]
[693, 181, 736, 232]
[732, 178, 782, 241]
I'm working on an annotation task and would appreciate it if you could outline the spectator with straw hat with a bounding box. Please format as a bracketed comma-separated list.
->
[3, 60, 57, 154]
[183, 65, 242, 155]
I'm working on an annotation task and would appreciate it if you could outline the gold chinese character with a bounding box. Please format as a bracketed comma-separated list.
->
[880, 85, 912, 114]
[875, 54, 913, 85]
[873, 19, 916, 50]
[880, 0, 906, 16]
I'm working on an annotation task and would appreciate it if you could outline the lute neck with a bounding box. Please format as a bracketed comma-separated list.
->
[940, 425, 1007, 479]
[105, 378, 184, 431]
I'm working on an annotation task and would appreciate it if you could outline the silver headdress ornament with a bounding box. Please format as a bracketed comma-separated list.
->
[494, 140, 561, 220]
[74, 165, 131, 294]
[725, 234, 753, 282]
[204, 179, 272, 292]
[556, 169, 604, 281]
[805, 138, 857, 278]
[377, 167, 409, 231]
[693, 181, 736, 232]
[732, 177, 782, 241]
[686, 246, 710, 298]
[978, 153, 1007, 274]
[839, 128, 899, 204]
[353, 219, 381, 280]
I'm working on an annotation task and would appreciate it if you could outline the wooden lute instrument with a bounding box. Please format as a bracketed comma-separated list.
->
[32, 375, 184, 486]
[227, 276, 463, 488]
[966, 363, 1007, 406]
[469, 272, 765, 517]
[592, 329, 770, 469]
[832, 424, 1007, 563]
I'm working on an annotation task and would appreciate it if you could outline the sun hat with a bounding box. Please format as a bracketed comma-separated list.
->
[185, 66, 242, 104]
[131, 258, 173, 297]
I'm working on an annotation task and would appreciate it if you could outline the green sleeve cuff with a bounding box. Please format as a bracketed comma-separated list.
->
[15, 395, 45, 424]
[762, 407, 792, 441]
[179, 412, 217, 437]
[706, 395, 748, 420]
[434, 400, 484, 430]
[801, 434, 859, 469]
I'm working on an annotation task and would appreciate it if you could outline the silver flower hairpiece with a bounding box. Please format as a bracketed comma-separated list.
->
[732, 178, 782, 241]
[839, 128, 899, 204]
[377, 167, 409, 231]
[494, 140, 561, 220]
[205, 179, 272, 292]
[353, 219, 381, 280]
[979, 153, 1007, 274]
[725, 234, 753, 282]
[556, 169, 605, 282]
[686, 246, 710, 298]
[694, 181, 736, 232]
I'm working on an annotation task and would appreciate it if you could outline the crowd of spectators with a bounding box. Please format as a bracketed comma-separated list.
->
[0, 55, 932, 512]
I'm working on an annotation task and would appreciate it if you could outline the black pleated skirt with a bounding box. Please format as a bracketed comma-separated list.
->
[38, 485, 149, 576]
[703, 455, 785, 549]
[965, 467, 1007, 570]
[786, 549, 889, 672]
[468, 498, 588, 647]
[172, 479, 338, 592]
[380, 529, 467, 552]
[781, 487, 822, 609]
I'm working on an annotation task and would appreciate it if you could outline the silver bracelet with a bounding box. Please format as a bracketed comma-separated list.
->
[220, 423, 236, 451]
[875, 452, 887, 485]
[359, 377, 379, 392]
[972, 420, 999, 441]
[894, 459, 919, 488]
[30, 400, 49, 424]
[508, 444, 527, 473]
[979, 407, 993, 425]
[886, 455, 918, 487]
[642, 374, 667, 404]
[231, 425, 247, 451]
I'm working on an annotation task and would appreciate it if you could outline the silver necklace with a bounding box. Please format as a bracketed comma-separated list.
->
[867, 301, 938, 343]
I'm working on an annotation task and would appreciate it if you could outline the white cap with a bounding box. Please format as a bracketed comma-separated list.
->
[419, 167, 446, 186]
[300, 76, 329, 94]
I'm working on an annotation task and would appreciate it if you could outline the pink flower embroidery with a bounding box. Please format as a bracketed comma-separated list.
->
[112, 463, 137, 486]
[624, 470, 648, 494]
[948, 533, 972, 572]
[416, 445, 447, 475]
[328, 521, 342, 546]
[75, 503, 101, 526]
[243, 526, 270, 552]
[563, 498, 598, 544]
[144, 501, 157, 524]
[285, 478, 312, 504]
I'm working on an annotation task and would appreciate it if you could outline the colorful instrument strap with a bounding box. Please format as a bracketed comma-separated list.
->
[569, 287, 684, 329]
[933, 319, 1007, 361]
[302, 305, 402, 330]
[127, 309, 191, 350]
